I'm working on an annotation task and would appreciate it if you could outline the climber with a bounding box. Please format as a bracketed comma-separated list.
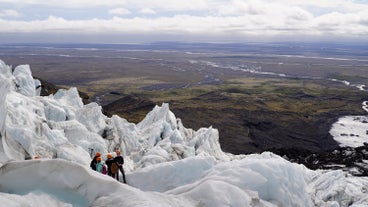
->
[114, 149, 127, 183]
[96, 157, 107, 174]
[90, 152, 101, 171]
[105, 153, 118, 179]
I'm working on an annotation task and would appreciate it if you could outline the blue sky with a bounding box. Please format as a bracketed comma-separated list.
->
[0, 0, 367, 43]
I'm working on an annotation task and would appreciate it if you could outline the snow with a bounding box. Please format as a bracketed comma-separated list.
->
[309, 170, 368, 206]
[0, 159, 196, 207]
[329, 116, 368, 147]
[363, 101, 368, 113]
[0, 66, 9, 133]
[328, 77, 368, 147]
[166, 152, 315, 207]
[13, 64, 40, 97]
[0, 59, 368, 206]
[128, 156, 217, 192]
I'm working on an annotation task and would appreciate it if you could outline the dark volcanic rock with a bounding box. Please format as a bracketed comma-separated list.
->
[272, 145, 368, 176]
[36, 77, 59, 96]
[242, 110, 341, 152]
[172, 107, 347, 154]
[102, 94, 156, 123]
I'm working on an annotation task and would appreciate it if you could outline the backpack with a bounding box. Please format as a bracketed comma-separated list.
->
[102, 164, 107, 175]
[111, 162, 119, 174]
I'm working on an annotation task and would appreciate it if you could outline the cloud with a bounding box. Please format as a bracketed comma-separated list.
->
[0, 0, 367, 42]
[0, 0, 213, 11]
[0, 13, 366, 37]
[0, 9, 20, 18]
[0, 0, 126, 8]
[313, 11, 368, 35]
[139, 8, 156, 15]
[109, 8, 131, 16]
[2, 0, 367, 12]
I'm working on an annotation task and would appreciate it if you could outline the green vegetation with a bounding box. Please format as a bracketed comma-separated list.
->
[328, 74, 368, 83]
[104, 77, 363, 113]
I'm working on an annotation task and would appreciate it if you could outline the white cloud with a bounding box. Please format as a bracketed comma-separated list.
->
[0, 0, 214, 10]
[0, 9, 20, 18]
[129, 0, 214, 11]
[0, 0, 367, 42]
[1, 0, 367, 12]
[217, 0, 266, 16]
[0, 12, 367, 37]
[0, 0, 126, 8]
[109, 8, 131, 16]
[139, 8, 156, 15]
[313, 11, 368, 35]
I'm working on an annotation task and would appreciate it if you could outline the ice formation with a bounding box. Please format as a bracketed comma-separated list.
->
[0, 59, 367, 207]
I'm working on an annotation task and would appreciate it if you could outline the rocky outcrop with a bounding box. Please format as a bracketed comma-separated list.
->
[272, 145, 368, 176]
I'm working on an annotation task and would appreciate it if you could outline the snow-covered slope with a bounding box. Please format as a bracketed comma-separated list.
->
[330, 116, 368, 147]
[0, 59, 367, 207]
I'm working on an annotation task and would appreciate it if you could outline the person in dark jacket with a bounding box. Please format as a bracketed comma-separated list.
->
[114, 149, 127, 183]
[105, 153, 117, 179]
[90, 152, 101, 171]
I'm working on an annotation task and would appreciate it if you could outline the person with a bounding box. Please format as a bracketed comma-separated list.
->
[114, 149, 127, 183]
[90, 152, 101, 171]
[96, 157, 107, 175]
[96, 157, 105, 173]
[105, 153, 118, 179]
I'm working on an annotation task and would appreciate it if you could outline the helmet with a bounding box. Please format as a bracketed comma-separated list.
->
[107, 153, 113, 159]
[95, 152, 101, 157]
[116, 149, 121, 155]
[96, 157, 102, 162]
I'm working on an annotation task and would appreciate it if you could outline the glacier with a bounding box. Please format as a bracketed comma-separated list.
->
[0, 59, 368, 207]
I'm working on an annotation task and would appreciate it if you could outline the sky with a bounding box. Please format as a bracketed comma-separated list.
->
[0, 0, 368, 43]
